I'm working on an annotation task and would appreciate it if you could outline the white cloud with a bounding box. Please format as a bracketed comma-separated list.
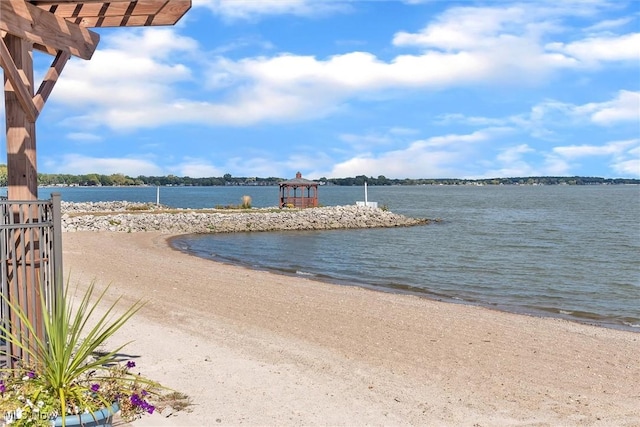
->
[541, 155, 572, 176]
[45, 155, 164, 176]
[52, 28, 196, 112]
[193, 45, 552, 129]
[211, 37, 275, 55]
[584, 17, 634, 33]
[42, 2, 638, 133]
[422, 128, 512, 147]
[496, 144, 535, 164]
[513, 90, 640, 139]
[242, 50, 512, 90]
[475, 144, 542, 178]
[172, 159, 225, 177]
[178, 6, 638, 130]
[337, 127, 422, 151]
[389, 127, 420, 136]
[392, 4, 581, 81]
[435, 113, 508, 127]
[325, 145, 464, 179]
[66, 132, 103, 143]
[319, 128, 513, 178]
[193, 0, 351, 20]
[576, 90, 640, 125]
[319, 118, 637, 179]
[553, 139, 638, 158]
[552, 139, 640, 177]
[107, 27, 199, 59]
[394, 3, 638, 79]
[208, 50, 493, 105]
[222, 154, 327, 179]
[612, 144, 640, 177]
[611, 157, 640, 178]
[546, 32, 640, 65]
[393, 6, 528, 50]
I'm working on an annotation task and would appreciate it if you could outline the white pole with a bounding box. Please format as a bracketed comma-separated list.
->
[156, 186, 160, 206]
[364, 181, 368, 205]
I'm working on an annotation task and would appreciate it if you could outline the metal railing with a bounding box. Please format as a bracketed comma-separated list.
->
[0, 193, 63, 367]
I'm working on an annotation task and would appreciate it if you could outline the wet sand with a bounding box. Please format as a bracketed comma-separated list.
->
[63, 231, 640, 426]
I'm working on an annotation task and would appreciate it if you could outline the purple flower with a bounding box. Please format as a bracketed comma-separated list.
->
[27, 371, 36, 379]
[0, 381, 5, 393]
[90, 384, 100, 392]
[126, 361, 136, 369]
[141, 401, 154, 413]
[130, 393, 155, 414]
[130, 394, 142, 406]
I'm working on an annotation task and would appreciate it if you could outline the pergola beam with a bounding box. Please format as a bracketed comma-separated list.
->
[0, 0, 100, 60]
[0, 37, 38, 122]
[1, 38, 71, 123]
[34, 50, 70, 114]
[31, 1, 192, 28]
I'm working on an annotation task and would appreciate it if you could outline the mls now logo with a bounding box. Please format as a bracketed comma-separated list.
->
[3, 409, 51, 425]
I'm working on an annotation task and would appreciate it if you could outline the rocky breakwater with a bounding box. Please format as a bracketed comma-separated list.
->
[61, 201, 432, 233]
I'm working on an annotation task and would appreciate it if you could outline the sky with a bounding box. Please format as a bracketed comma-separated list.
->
[1, 0, 639, 180]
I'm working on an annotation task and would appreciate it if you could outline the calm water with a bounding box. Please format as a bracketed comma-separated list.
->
[16, 185, 640, 331]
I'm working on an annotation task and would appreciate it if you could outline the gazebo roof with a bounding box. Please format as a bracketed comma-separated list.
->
[29, 0, 191, 28]
[280, 172, 317, 187]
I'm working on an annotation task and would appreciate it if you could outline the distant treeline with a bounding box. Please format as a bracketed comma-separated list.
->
[0, 165, 637, 187]
[318, 175, 639, 186]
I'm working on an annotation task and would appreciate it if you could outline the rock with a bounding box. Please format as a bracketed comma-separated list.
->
[61, 203, 431, 233]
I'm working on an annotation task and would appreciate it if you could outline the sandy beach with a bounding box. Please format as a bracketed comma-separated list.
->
[62, 231, 640, 426]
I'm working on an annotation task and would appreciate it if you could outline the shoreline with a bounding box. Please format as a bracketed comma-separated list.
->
[62, 231, 640, 426]
[167, 234, 639, 334]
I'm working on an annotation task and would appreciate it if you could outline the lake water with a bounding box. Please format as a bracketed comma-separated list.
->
[22, 184, 640, 331]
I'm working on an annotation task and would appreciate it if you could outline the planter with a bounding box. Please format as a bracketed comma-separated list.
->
[51, 403, 119, 427]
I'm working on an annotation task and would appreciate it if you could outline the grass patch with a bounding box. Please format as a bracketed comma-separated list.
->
[127, 204, 154, 211]
[66, 207, 291, 217]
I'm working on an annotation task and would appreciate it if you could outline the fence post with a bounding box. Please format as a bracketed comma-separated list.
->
[51, 193, 63, 303]
[0, 200, 8, 367]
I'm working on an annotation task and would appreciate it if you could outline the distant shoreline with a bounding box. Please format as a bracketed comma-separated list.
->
[2, 174, 638, 189]
[35, 178, 640, 187]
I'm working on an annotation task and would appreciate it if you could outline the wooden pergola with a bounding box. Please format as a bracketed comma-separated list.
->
[0, 0, 191, 363]
[1, 0, 191, 201]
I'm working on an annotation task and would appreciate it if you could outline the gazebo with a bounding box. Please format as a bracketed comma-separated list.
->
[279, 172, 318, 208]
[0, 0, 191, 366]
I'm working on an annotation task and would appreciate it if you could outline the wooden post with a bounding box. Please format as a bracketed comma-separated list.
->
[3, 33, 41, 365]
[4, 33, 37, 201]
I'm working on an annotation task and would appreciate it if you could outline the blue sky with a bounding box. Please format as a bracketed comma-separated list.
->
[2, 0, 639, 179]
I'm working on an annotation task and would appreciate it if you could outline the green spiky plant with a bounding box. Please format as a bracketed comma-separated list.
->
[0, 282, 160, 426]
